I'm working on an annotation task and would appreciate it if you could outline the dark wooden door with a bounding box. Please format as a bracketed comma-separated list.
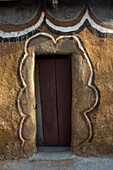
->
[36, 55, 71, 146]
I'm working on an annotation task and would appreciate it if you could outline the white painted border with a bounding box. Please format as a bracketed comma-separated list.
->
[46, 10, 113, 34]
[0, 12, 45, 38]
[0, 8, 113, 38]
[18, 32, 98, 148]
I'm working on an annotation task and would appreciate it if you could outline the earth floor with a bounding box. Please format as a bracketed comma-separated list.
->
[0, 150, 113, 170]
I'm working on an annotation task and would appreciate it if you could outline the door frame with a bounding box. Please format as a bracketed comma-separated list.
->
[18, 32, 98, 154]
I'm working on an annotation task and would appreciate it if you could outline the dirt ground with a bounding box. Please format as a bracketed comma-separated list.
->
[0, 151, 113, 170]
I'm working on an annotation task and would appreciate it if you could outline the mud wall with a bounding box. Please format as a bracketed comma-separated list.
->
[0, 0, 113, 159]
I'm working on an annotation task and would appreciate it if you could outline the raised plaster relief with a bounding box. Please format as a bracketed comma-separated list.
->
[18, 32, 98, 150]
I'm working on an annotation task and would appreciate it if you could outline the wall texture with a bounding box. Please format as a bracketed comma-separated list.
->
[0, 1, 113, 159]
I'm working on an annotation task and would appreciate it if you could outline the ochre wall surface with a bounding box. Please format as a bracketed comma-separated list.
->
[0, 27, 113, 159]
[0, 1, 113, 159]
[75, 29, 113, 156]
[0, 42, 24, 159]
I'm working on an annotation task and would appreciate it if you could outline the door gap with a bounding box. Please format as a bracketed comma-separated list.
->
[55, 59, 60, 146]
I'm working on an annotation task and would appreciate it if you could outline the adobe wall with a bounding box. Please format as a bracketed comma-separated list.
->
[0, 0, 113, 159]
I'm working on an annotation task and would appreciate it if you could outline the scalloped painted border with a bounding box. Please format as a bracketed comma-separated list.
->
[45, 8, 113, 33]
[0, 6, 113, 38]
[18, 32, 98, 148]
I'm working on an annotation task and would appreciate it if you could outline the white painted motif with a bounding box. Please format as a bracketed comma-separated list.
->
[0, 8, 113, 38]
[0, 12, 45, 38]
[46, 10, 113, 33]
[18, 32, 98, 147]
[0, 8, 113, 39]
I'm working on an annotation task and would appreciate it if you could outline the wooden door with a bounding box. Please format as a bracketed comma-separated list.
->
[36, 55, 71, 146]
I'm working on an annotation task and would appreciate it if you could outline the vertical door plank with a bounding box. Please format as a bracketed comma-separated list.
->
[35, 60, 44, 146]
[38, 59, 59, 146]
[56, 58, 72, 146]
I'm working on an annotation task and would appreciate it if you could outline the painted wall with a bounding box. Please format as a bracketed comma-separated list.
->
[0, 1, 113, 159]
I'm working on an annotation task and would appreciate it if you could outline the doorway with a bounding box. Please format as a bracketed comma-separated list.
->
[35, 54, 72, 147]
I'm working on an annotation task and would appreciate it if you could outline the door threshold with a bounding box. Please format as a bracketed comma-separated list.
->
[29, 150, 75, 161]
[37, 146, 71, 152]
